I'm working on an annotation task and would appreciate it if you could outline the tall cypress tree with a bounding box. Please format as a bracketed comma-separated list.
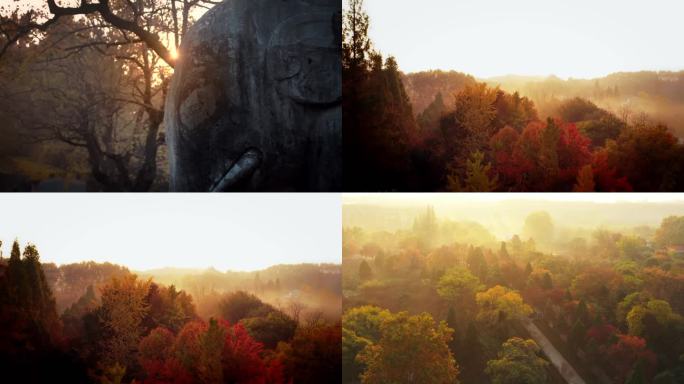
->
[8, 239, 26, 305]
[23, 244, 57, 328]
[576, 299, 590, 325]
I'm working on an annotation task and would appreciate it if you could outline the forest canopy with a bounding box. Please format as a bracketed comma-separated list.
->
[0, 239, 342, 383]
[342, 196, 684, 383]
[343, 0, 684, 192]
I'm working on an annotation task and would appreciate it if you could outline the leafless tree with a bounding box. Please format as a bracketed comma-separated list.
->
[304, 310, 325, 328]
[287, 300, 307, 324]
[0, 0, 218, 190]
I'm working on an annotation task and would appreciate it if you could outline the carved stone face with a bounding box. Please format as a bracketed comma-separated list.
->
[164, 0, 341, 191]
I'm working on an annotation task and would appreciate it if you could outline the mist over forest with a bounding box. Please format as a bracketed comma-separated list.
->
[344, 0, 684, 192]
[342, 199, 684, 383]
[403, 70, 684, 138]
[39, 261, 342, 321]
[0, 239, 341, 383]
[343, 199, 684, 239]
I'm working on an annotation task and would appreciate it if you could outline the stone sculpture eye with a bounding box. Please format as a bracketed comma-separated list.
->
[284, 55, 302, 79]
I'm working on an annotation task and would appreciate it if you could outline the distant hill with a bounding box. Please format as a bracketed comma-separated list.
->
[41, 261, 340, 315]
[138, 263, 342, 321]
[42, 261, 131, 313]
[483, 71, 684, 137]
[343, 200, 684, 240]
[403, 70, 684, 138]
[401, 70, 476, 114]
[137, 263, 341, 296]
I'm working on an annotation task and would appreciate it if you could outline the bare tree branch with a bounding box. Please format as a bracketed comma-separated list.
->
[0, 0, 176, 66]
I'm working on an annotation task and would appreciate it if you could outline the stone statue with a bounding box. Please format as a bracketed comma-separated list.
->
[165, 0, 341, 191]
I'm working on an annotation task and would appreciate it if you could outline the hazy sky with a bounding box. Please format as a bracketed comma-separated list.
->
[358, 0, 684, 79]
[0, 194, 341, 271]
[343, 193, 684, 239]
[344, 193, 684, 205]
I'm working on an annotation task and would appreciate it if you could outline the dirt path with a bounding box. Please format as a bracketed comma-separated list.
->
[522, 318, 587, 384]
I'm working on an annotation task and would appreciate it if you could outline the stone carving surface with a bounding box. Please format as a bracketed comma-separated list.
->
[165, 0, 341, 191]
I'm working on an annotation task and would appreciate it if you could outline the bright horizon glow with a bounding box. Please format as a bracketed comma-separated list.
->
[0, 194, 341, 271]
[343, 193, 684, 240]
[358, 0, 684, 79]
[344, 193, 684, 205]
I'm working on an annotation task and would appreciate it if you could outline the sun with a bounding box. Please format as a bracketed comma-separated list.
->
[170, 47, 179, 60]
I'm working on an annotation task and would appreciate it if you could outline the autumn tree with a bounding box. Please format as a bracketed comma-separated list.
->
[485, 337, 548, 384]
[491, 119, 592, 191]
[342, 305, 392, 382]
[438, 83, 498, 184]
[99, 274, 151, 370]
[573, 164, 595, 191]
[144, 283, 197, 333]
[358, 312, 459, 384]
[279, 324, 342, 383]
[579, 114, 626, 148]
[240, 310, 297, 349]
[218, 290, 271, 324]
[522, 211, 554, 245]
[556, 97, 606, 123]
[139, 318, 284, 384]
[608, 334, 657, 383]
[606, 123, 684, 191]
[476, 285, 532, 329]
[654, 216, 684, 249]
[437, 266, 482, 306]
[138, 327, 192, 384]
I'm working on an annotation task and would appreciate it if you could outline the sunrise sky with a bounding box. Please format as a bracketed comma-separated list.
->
[343, 193, 684, 239]
[0, 194, 341, 271]
[358, 0, 684, 79]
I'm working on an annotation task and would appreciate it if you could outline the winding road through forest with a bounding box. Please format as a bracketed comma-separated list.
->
[522, 318, 587, 384]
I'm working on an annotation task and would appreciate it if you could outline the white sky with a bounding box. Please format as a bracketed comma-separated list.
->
[0, 194, 341, 271]
[357, 0, 684, 79]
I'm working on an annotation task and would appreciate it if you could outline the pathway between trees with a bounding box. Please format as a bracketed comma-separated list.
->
[522, 318, 587, 384]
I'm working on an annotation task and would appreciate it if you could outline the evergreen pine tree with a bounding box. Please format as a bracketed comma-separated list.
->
[499, 242, 510, 259]
[8, 240, 27, 305]
[576, 299, 590, 325]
